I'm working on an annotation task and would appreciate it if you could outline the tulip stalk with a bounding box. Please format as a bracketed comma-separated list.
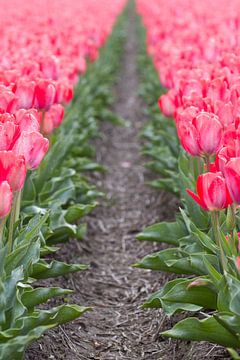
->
[8, 190, 22, 253]
[211, 211, 227, 273]
[0, 218, 6, 244]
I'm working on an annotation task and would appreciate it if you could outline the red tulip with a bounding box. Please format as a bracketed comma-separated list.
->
[33, 79, 56, 111]
[0, 151, 26, 191]
[13, 131, 49, 169]
[224, 157, 240, 204]
[0, 181, 12, 219]
[187, 172, 232, 211]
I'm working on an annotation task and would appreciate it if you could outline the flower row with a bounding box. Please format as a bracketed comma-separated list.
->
[0, 0, 126, 221]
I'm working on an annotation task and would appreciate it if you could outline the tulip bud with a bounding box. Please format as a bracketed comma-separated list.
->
[0, 181, 12, 219]
[0, 151, 26, 191]
[13, 131, 49, 169]
[226, 205, 236, 232]
[33, 79, 56, 111]
[186, 172, 233, 211]
[224, 157, 240, 204]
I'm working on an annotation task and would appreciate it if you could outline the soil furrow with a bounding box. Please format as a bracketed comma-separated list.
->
[26, 8, 187, 360]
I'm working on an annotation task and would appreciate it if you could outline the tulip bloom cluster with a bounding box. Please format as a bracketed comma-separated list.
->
[136, 0, 240, 212]
[0, 0, 126, 223]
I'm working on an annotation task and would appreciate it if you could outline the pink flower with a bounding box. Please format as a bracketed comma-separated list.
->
[13, 131, 49, 169]
[33, 79, 56, 111]
[42, 104, 64, 134]
[187, 172, 232, 211]
[224, 157, 240, 204]
[0, 151, 26, 191]
[177, 112, 223, 157]
[0, 181, 12, 218]
[14, 80, 36, 110]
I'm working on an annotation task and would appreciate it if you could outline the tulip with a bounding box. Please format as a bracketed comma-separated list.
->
[186, 172, 232, 211]
[42, 104, 64, 134]
[54, 83, 73, 105]
[0, 181, 12, 219]
[14, 80, 36, 110]
[0, 121, 19, 151]
[33, 79, 56, 111]
[39, 55, 59, 80]
[0, 90, 18, 113]
[0, 151, 26, 191]
[224, 157, 240, 204]
[15, 109, 40, 132]
[177, 112, 223, 157]
[13, 131, 49, 169]
[158, 89, 179, 117]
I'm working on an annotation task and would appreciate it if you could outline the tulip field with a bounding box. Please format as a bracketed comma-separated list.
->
[2, 0, 240, 358]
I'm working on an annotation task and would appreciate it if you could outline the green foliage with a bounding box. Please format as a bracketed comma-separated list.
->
[0, 6, 129, 359]
[136, 12, 240, 358]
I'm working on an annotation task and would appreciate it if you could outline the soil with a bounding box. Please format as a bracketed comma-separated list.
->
[26, 7, 231, 360]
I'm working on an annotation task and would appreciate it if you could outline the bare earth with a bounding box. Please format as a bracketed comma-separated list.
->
[26, 9, 230, 360]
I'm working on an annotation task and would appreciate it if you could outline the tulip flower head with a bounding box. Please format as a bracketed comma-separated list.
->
[0, 181, 12, 218]
[187, 172, 232, 211]
[224, 157, 240, 204]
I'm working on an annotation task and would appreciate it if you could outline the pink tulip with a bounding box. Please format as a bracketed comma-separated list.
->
[54, 83, 73, 105]
[33, 79, 56, 111]
[39, 56, 59, 80]
[158, 89, 180, 117]
[224, 157, 240, 204]
[0, 121, 19, 151]
[177, 112, 223, 157]
[187, 172, 232, 211]
[14, 80, 36, 110]
[42, 104, 64, 134]
[0, 181, 12, 219]
[0, 151, 26, 191]
[13, 131, 49, 169]
[15, 109, 40, 132]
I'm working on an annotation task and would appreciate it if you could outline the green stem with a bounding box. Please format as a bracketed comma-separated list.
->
[205, 155, 211, 172]
[211, 211, 227, 273]
[40, 110, 45, 135]
[0, 218, 6, 244]
[8, 190, 22, 253]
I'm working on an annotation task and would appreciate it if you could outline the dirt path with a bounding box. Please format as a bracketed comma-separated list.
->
[26, 7, 231, 360]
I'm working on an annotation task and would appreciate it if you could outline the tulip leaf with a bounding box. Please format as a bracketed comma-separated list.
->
[143, 277, 217, 314]
[136, 220, 187, 245]
[30, 260, 88, 279]
[162, 316, 240, 348]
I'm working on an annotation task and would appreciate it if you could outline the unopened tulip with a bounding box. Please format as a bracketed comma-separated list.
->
[33, 79, 56, 111]
[43, 104, 64, 134]
[14, 80, 36, 110]
[54, 83, 73, 105]
[0, 151, 26, 191]
[224, 157, 240, 204]
[187, 172, 232, 211]
[13, 131, 49, 169]
[15, 109, 40, 132]
[0, 121, 19, 151]
[177, 112, 223, 157]
[0, 181, 12, 218]
[158, 89, 178, 117]
[39, 55, 59, 80]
